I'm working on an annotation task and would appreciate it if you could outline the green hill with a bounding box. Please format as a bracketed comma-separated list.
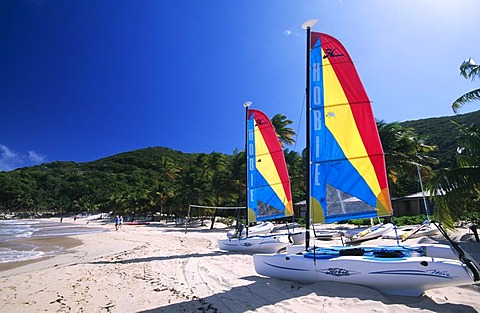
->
[400, 110, 480, 169]
[0, 110, 478, 217]
[0, 147, 201, 216]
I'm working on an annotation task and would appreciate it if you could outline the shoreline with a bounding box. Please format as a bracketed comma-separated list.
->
[0, 236, 84, 272]
[0, 217, 109, 271]
[0, 220, 479, 312]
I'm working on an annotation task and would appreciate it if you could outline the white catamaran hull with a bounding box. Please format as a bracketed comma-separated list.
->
[218, 234, 290, 253]
[382, 224, 439, 240]
[254, 244, 477, 296]
[345, 223, 394, 243]
[226, 221, 274, 239]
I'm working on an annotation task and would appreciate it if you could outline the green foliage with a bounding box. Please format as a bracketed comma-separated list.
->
[343, 218, 372, 226]
[401, 110, 480, 169]
[377, 120, 438, 197]
[296, 217, 306, 228]
[343, 216, 427, 227]
[428, 122, 480, 228]
[452, 58, 480, 113]
[218, 216, 236, 227]
[0, 146, 307, 219]
[271, 114, 296, 147]
[1, 110, 479, 223]
[393, 215, 428, 226]
[461, 211, 480, 224]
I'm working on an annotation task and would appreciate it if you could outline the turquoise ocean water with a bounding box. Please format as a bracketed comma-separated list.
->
[0, 219, 107, 264]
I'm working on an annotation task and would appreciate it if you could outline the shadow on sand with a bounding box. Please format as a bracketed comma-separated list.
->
[90, 223, 480, 312]
[136, 274, 479, 313]
[86, 246, 479, 313]
[88, 250, 229, 265]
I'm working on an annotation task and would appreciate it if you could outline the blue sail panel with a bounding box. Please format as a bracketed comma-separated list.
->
[247, 109, 293, 222]
[309, 32, 392, 223]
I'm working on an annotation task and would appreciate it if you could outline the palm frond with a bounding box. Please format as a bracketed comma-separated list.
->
[434, 167, 480, 194]
[452, 88, 480, 113]
[459, 58, 480, 81]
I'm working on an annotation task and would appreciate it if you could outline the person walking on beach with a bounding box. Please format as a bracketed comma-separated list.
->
[115, 215, 120, 231]
[119, 216, 124, 229]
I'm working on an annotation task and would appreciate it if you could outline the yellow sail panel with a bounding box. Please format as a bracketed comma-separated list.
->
[322, 50, 382, 198]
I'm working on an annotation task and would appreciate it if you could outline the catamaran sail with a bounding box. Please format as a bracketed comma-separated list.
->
[309, 32, 391, 224]
[247, 109, 293, 222]
[253, 25, 480, 296]
[218, 108, 294, 252]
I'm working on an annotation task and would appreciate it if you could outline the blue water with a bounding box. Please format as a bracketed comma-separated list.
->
[0, 219, 107, 264]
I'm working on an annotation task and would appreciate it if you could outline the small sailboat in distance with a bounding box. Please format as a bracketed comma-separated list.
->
[218, 106, 296, 253]
[253, 22, 480, 296]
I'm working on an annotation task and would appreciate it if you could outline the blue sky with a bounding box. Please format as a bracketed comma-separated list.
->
[1, 0, 479, 171]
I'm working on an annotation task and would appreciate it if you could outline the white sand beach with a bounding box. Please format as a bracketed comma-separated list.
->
[1, 218, 479, 313]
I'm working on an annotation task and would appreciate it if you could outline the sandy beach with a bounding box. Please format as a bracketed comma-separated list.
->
[1, 218, 479, 313]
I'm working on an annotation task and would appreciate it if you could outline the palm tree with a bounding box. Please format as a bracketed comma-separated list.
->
[158, 156, 180, 181]
[228, 149, 245, 206]
[430, 123, 480, 228]
[283, 149, 305, 203]
[206, 152, 227, 174]
[201, 152, 230, 218]
[271, 114, 296, 147]
[175, 164, 203, 217]
[430, 58, 480, 227]
[148, 158, 180, 221]
[377, 120, 437, 195]
[452, 58, 480, 113]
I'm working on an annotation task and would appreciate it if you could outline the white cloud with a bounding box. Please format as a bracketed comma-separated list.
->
[0, 144, 17, 159]
[0, 144, 47, 171]
[28, 150, 46, 163]
[283, 29, 299, 37]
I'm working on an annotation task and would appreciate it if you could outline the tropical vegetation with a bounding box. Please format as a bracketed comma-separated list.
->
[452, 58, 480, 113]
[428, 57, 480, 228]
[0, 108, 478, 225]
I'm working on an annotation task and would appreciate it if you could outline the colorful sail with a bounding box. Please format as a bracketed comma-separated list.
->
[309, 32, 392, 223]
[247, 109, 293, 222]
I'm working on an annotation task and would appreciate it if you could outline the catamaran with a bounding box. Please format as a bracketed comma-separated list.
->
[253, 20, 480, 296]
[383, 163, 440, 241]
[218, 107, 299, 253]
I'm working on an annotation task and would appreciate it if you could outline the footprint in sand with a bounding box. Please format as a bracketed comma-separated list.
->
[22, 300, 36, 307]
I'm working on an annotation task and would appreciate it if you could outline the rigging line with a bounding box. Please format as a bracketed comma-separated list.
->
[293, 90, 306, 152]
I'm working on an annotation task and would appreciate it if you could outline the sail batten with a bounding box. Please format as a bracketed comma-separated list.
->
[309, 32, 392, 223]
[247, 109, 293, 222]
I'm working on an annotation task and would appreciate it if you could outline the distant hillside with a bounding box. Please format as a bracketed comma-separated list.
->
[400, 110, 480, 169]
[0, 147, 202, 215]
[0, 110, 478, 216]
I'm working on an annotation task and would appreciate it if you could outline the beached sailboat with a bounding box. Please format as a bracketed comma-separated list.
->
[253, 21, 480, 296]
[382, 221, 439, 240]
[345, 221, 394, 243]
[383, 164, 439, 241]
[218, 107, 296, 253]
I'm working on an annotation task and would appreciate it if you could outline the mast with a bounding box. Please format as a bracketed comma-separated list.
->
[302, 19, 318, 249]
[244, 101, 252, 237]
[416, 163, 430, 220]
[305, 26, 311, 249]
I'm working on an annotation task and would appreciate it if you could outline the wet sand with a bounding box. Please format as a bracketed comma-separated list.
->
[0, 236, 83, 272]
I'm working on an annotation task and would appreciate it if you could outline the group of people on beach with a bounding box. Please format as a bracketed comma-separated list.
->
[115, 215, 124, 231]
